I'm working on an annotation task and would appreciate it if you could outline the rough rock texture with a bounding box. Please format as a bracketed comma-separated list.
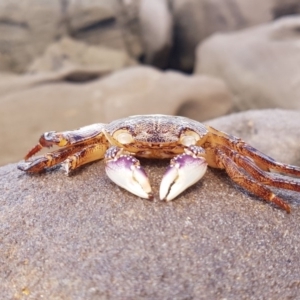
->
[0, 66, 232, 166]
[1, 109, 300, 299]
[169, 0, 300, 71]
[27, 37, 136, 74]
[195, 16, 300, 111]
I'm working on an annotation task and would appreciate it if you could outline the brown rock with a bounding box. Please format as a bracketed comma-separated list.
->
[1, 109, 300, 298]
[195, 16, 300, 111]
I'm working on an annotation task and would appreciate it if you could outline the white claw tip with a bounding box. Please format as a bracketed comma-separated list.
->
[159, 154, 207, 201]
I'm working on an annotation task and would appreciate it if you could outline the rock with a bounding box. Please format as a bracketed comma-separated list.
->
[27, 37, 137, 74]
[67, 0, 126, 51]
[169, 0, 300, 72]
[0, 0, 63, 73]
[139, 0, 173, 68]
[67, 0, 116, 32]
[114, 0, 144, 59]
[273, 0, 300, 18]
[0, 66, 232, 166]
[0, 0, 141, 73]
[209, 109, 300, 165]
[2, 0, 300, 74]
[196, 16, 300, 111]
[1, 109, 300, 298]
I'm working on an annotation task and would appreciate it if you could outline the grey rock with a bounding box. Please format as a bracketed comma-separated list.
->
[68, 0, 126, 51]
[169, 0, 300, 72]
[67, 0, 116, 33]
[27, 37, 137, 74]
[0, 0, 63, 73]
[139, 0, 173, 68]
[0, 0, 140, 73]
[1, 109, 300, 298]
[195, 16, 300, 112]
[209, 109, 300, 165]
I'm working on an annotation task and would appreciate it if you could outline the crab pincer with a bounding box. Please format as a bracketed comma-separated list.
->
[160, 146, 208, 201]
[105, 146, 153, 199]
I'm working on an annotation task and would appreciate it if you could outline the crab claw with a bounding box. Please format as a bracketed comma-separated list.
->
[159, 151, 207, 201]
[105, 147, 152, 199]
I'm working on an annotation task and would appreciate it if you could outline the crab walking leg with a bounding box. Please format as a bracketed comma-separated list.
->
[207, 126, 300, 177]
[105, 146, 153, 199]
[215, 149, 291, 213]
[18, 144, 86, 172]
[18, 143, 107, 173]
[61, 144, 108, 174]
[160, 146, 208, 201]
[24, 123, 106, 160]
[219, 146, 300, 192]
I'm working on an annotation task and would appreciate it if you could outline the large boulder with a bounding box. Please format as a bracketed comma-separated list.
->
[1, 109, 300, 298]
[170, 0, 300, 71]
[195, 16, 300, 111]
[0, 66, 232, 166]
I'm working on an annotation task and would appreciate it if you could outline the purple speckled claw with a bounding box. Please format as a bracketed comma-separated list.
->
[105, 146, 153, 199]
[160, 146, 207, 201]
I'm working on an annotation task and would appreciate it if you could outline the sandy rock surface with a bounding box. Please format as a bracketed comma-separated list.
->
[0, 66, 232, 166]
[1, 109, 300, 298]
[195, 16, 300, 111]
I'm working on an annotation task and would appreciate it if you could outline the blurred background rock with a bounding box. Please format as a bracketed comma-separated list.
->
[1, 0, 300, 165]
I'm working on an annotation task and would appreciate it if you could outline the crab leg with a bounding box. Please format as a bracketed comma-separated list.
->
[207, 126, 300, 177]
[159, 146, 208, 201]
[61, 144, 108, 174]
[24, 123, 106, 160]
[105, 146, 153, 199]
[214, 148, 291, 213]
[18, 144, 84, 172]
[18, 143, 107, 173]
[219, 146, 300, 193]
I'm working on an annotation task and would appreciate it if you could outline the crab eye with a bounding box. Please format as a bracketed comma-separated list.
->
[180, 131, 200, 146]
[113, 130, 134, 144]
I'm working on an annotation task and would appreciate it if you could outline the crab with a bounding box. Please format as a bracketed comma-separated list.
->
[18, 114, 300, 213]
